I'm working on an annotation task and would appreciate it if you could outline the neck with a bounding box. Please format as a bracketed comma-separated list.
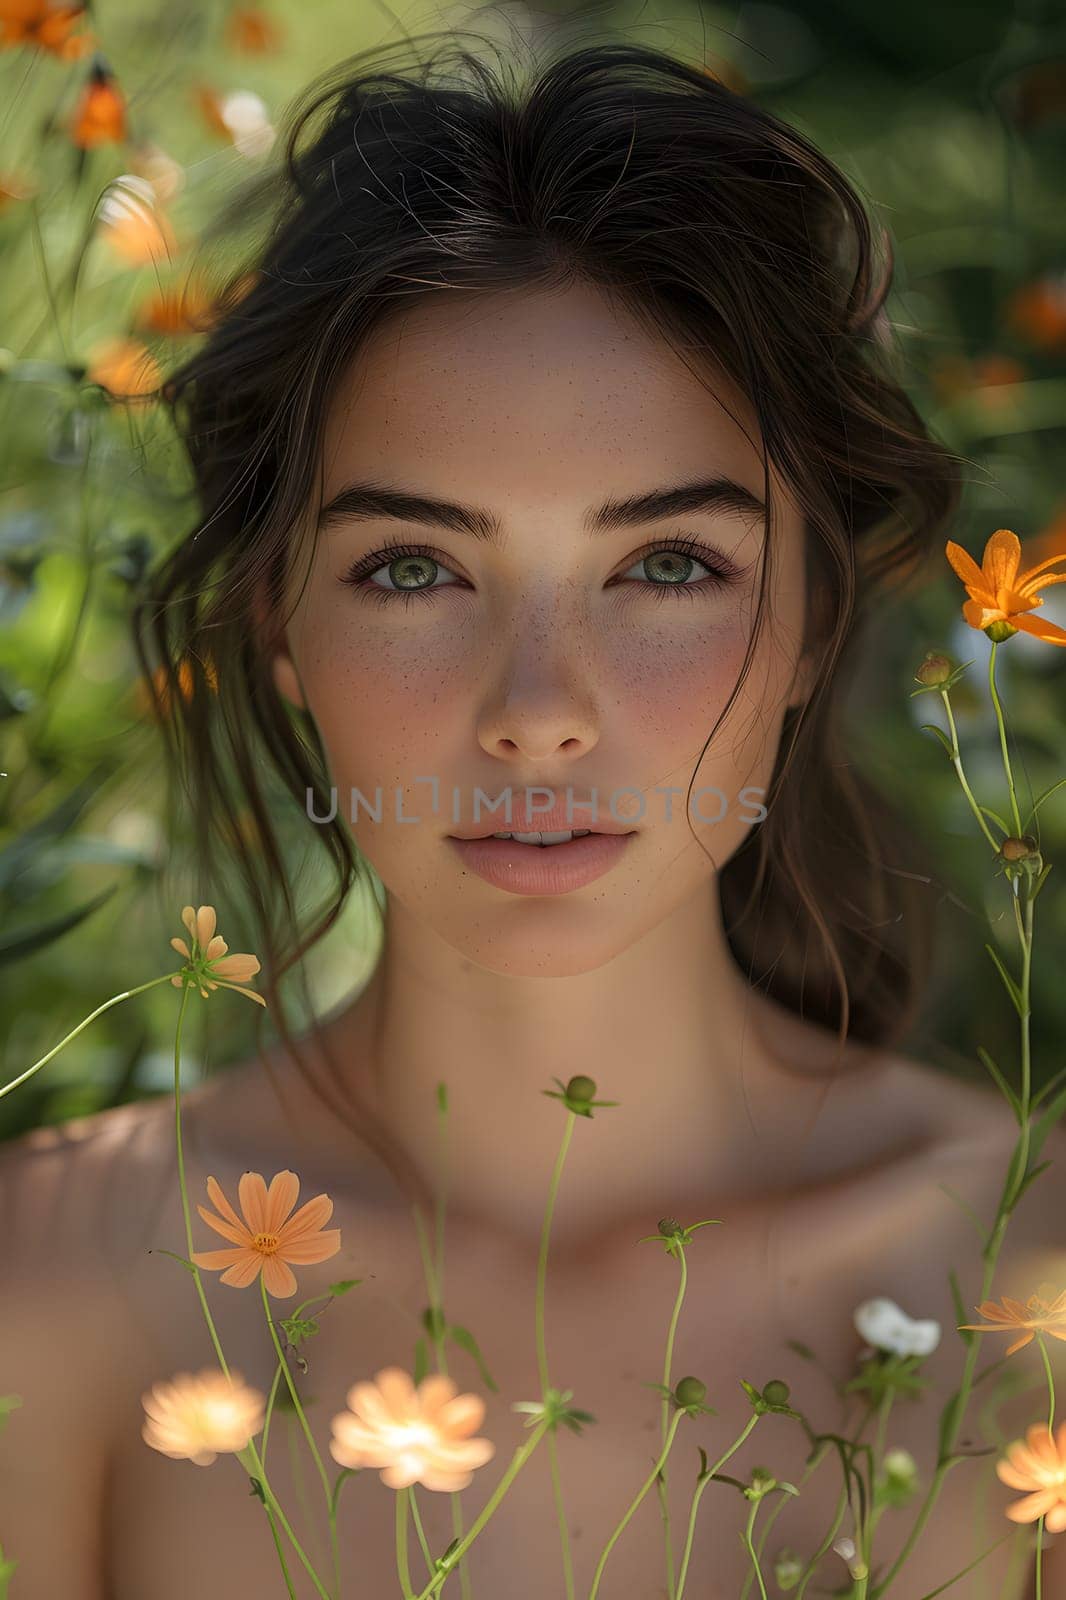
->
[318, 888, 861, 1254]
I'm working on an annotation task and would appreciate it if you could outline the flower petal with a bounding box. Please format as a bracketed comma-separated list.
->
[982, 529, 1022, 593]
[279, 1194, 334, 1242]
[204, 1176, 247, 1237]
[263, 1170, 300, 1234]
[1005, 1488, 1059, 1523]
[376, 1367, 419, 1423]
[261, 1253, 298, 1298]
[945, 540, 990, 595]
[213, 979, 268, 1006]
[191, 1247, 247, 1270]
[279, 1230, 342, 1265]
[194, 906, 217, 949]
[1011, 611, 1066, 645]
[238, 1172, 270, 1233]
[195, 1206, 248, 1245]
[219, 1251, 266, 1288]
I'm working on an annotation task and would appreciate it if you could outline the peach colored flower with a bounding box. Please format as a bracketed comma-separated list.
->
[169, 903, 265, 1006]
[996, 1421, 1066, 1531]
[142, 1367, 265, 1466]
[946, 528, 1066, 645]
[85, 336, 161, 404]
[98, 176, 177, 268]
[959, 1284, 1066, 1357]
[69, 62, 126, 147]
[330, 1367, 496, 1492]
[192, 1169, 341, 1299]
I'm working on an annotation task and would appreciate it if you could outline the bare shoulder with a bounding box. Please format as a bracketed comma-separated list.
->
[0, 1092, 184, 1276]
[884, 1050, 1066, 1288]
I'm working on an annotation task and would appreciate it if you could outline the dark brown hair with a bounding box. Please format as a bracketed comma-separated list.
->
[132, 32, 963, 1214]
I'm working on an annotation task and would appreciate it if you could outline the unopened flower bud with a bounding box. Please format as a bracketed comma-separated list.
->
[1000, 834, 1039, 863]
[773, 1550, 803, 1590]
[673, 1376, 706, 1409]
[657, 1218, 682, 1237]
[883, 1447, 917, 1481]
[761, 1379, 790, 1406]
[566, 1075, 596, 1103]
[832, 1536, 856, 1562]
[914, 651, 954, 687]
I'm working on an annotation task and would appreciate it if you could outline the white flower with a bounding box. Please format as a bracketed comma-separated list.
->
[832, 1536, 856, 1562]
[853, 1296, 941, 1358]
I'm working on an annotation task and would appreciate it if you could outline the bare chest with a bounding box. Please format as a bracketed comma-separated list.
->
[104, 1131, 1036, 1599]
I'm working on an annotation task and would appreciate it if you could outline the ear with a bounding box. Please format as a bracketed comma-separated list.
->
[252, 578, 306, 711]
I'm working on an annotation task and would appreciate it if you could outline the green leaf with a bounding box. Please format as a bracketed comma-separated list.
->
[948, 1269, 975, 1349]
[1032, 1065, 1066, 1113]
[919, 723, 954, 758]
[327, 1279, 362, 1298]
[983, 944, 1025, 1017]
[436, 1082, 448, 1114]
[976, 805, 1010, 836]
[448, 1323, 499, 1393]
[0, 1396, 22, 1440]
[975, 1047, 1020, 1121]
[0, 882, 118, 965]
[413, 1336, 429, 1388]
[1023, 776, 1066, 830]
[148, 1248, 198, 1275]
[1028, 1083, 1066, 1170]
[1008, 1159, 1053, 1210]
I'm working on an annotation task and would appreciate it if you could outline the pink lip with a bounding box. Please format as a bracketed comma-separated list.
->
[447, 831, 634, 895]
[449, 797, 637, 837]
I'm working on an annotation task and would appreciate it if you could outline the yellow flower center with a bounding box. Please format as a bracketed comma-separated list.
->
[253, 1232, 280, 1254]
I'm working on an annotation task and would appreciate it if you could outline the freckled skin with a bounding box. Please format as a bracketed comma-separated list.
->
[270, 280, 821, 1240]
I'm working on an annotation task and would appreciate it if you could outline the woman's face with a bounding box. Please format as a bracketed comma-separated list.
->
[273, 281, 811, 976]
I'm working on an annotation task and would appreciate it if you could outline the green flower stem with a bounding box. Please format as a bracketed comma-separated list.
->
[410, 1419, 552, 1600]
[536, 1110, 579, 1600]
[676, 1413, 761, 1598]
[588, 1407, 687, 1600]
[235, 1445, 297, 1599]
[397, 1488, 415, 1599]
[260, 1362, 284, 1467]
[409, 1487, 435, 1579]
[741, 1497, 769, 1600]
[286, 1413, 329, 1576]
[171, 986, 332, 1600]
[871, 880, 1036, 1594]
[0, 973, 178, 1099]
[748, 1404, 878, 1600]
[861, 1391, 895, 1563]
[939, 690, 1000, 851]
[259, 1273, 341, 1599]
[655, 1244, 688, 1600]
[410, 1080, 473, 1600]
[988, 642, 1022, 835]
[1035, 1334, 1057, 1600]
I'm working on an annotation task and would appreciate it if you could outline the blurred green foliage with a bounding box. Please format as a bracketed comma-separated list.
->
[1, 0, 1064, 1141]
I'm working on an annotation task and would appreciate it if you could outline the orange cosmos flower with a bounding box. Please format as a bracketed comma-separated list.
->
[135, 279, 218, 337]
[0, 0, 94, 58]
[945, 527, 1066, 645]
[1006, 274, 1066, 353]
[996, 1421, 1066, 1530]
[191, 1168, 341, 1298]
[225, 4, 284, 53]
[142, 1367, 265, 1466]
[959, 1285, 1066, 1356]
[69, 62, 127, 148]
[98, 177, 177, 268]
[84, 336, 161, 404]
[330, 1367, 496, 1491]
[136, 655, 219, 720]
[170, 903, 266, 1007]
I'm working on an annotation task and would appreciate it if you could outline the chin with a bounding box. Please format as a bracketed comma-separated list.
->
[441, 910, 634, 979]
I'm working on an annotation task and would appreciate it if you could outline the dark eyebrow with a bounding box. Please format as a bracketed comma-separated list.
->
[315, 475, 767, 542]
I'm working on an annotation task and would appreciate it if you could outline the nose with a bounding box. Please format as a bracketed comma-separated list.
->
[474, 609, 601, 765]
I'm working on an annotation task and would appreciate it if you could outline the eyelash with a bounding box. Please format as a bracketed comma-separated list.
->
[338, 533, 742, 608]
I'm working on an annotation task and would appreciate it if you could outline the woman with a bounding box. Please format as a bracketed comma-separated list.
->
[2, 34, 1062, 1599]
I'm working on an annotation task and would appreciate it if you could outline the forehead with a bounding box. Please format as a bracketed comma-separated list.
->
[319, 282, 771, 504]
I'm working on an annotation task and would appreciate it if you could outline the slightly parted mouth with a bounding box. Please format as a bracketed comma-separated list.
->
[448, 824, 637, 841]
